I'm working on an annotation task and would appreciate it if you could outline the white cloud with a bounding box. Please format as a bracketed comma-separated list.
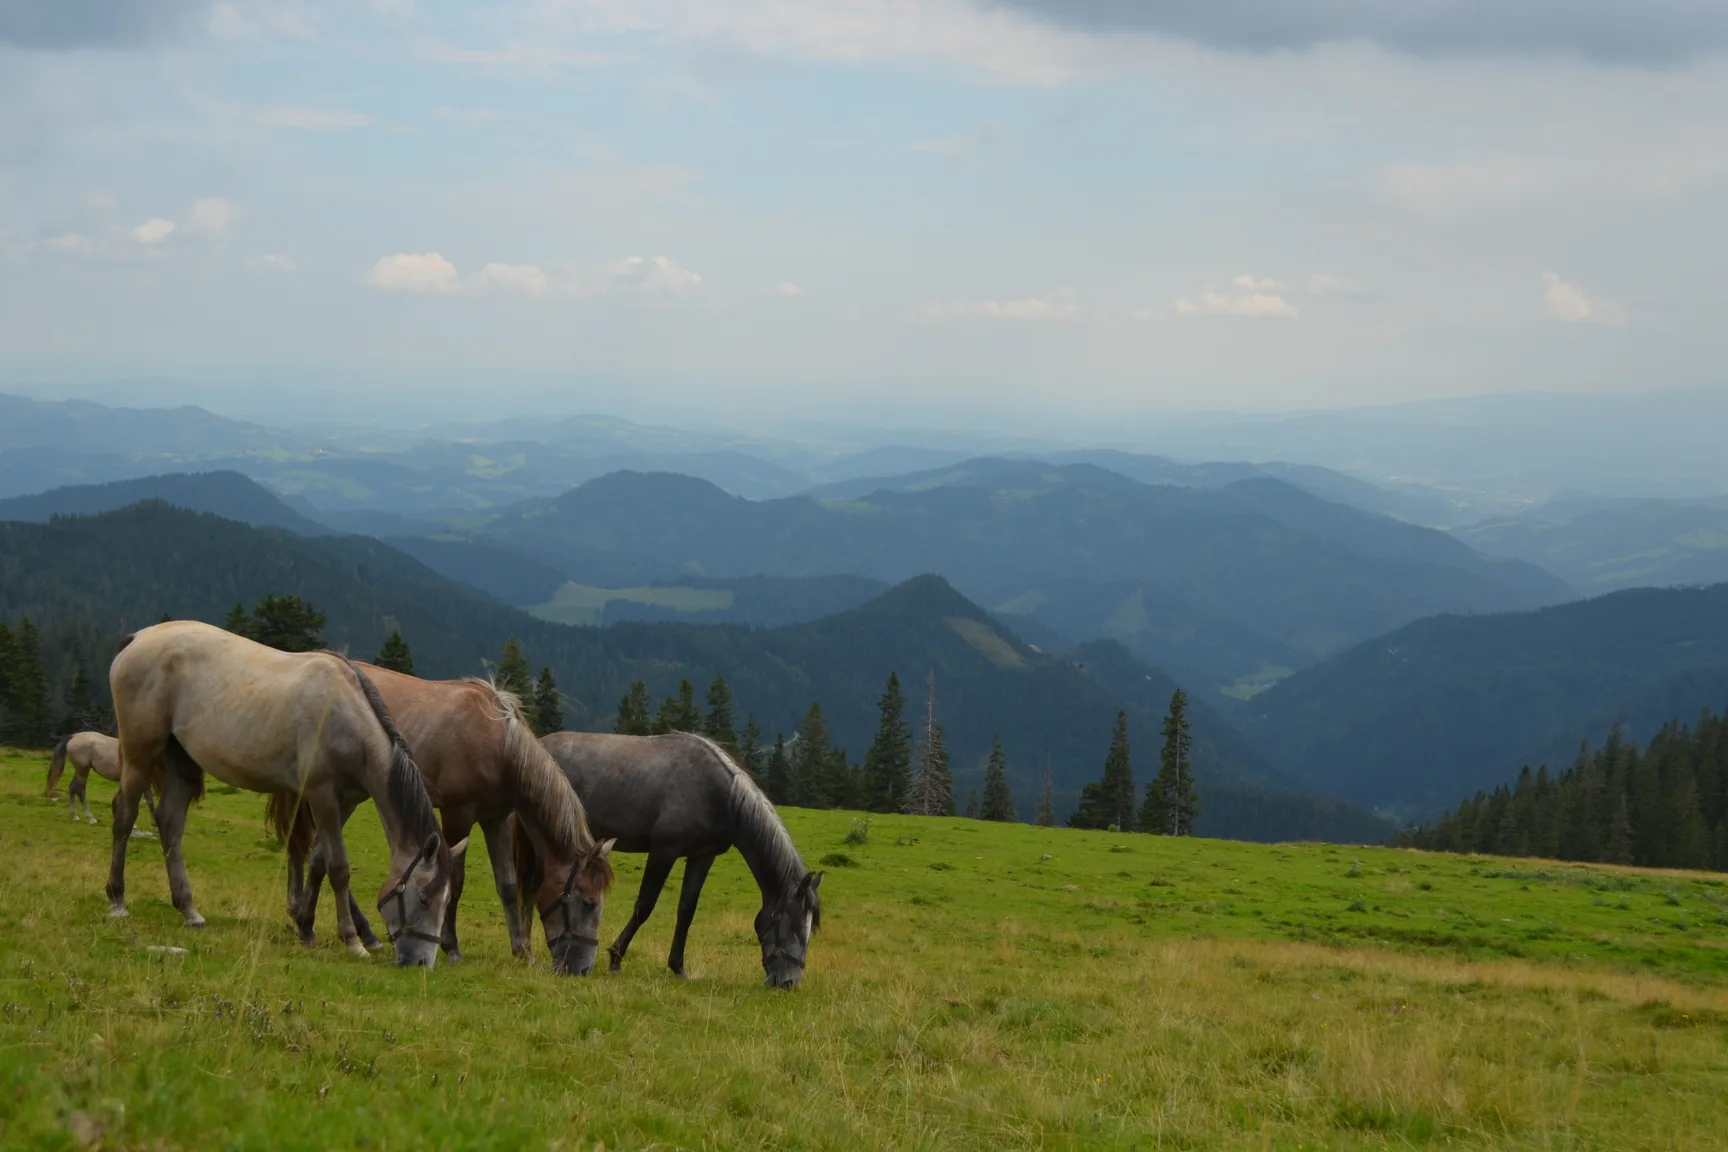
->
[770, 281, 804, 296]
[251, 106, 373, 131]
[1231, 273, 1281, 292]
[130, 218, 176, 245]
[1306, 273, 1362, 297]
[417, 40, 617, 71]
[474, 262, 552, 296]
[924, 286, 1079, 322]
[366, 251, 459, 293]
[187, 197, 242, 235]
[208, 1, 317, 41]
[1175, 291, 1299, 319]
[609, 255, 702, 295]
[1542, 271, 1622, 325]
[46, 232, 93, 253]
[249, 253, 295, 272]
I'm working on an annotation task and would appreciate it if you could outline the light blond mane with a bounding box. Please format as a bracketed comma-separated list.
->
[467, 678, 594, 859]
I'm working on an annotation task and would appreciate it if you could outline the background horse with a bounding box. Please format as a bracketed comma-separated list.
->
[108, 621, 463, 966]
[540, 731, 822, 989]
[47, 731, 156, 826]
[277, 669, 614, 974]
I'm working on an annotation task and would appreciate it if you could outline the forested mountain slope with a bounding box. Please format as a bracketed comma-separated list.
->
[0, 502, 1387, 842]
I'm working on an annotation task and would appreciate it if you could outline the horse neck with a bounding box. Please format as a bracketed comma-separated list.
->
[731, 812, 805, 911]
[502, 718, 586, 868]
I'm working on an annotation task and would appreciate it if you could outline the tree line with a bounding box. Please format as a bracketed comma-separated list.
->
[0, 616, 104, 747]
[1399, 709, 1728, 872]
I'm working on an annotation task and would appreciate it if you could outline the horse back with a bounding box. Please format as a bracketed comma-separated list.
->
[540, 731, 734, 853]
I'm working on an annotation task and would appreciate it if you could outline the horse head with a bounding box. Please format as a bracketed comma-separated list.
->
[378, 833, 467, 968]
[755, 869, 822, 990]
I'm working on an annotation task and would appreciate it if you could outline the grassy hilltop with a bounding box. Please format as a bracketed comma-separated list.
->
[2, 750, 1727, 1149]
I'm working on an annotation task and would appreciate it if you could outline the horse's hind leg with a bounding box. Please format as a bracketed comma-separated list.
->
[479, 814, 529, 959]
[70, 771, 88, 822]
[667, 853, 716, 978]
[608, 852, 676, 973]
[156, 743, 206, 928]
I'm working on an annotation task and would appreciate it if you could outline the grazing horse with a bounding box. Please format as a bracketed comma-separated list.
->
[540, 730, 823, 990]
[107, 621, 463, 966]
[47, 731, 156, 826]
[277, 668, 615, 974]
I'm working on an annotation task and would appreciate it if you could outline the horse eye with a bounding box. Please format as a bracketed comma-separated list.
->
[582, 897, 597, 911]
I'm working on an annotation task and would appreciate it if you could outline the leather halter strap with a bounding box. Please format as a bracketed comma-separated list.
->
[538, 867, 600, 952]
[380, 881, 444, 947]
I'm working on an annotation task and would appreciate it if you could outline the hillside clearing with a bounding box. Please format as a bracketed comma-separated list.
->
[2, 750, 1726, 1149]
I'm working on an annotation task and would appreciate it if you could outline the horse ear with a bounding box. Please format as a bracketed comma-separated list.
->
[596, 838, 617, 858]
[803, 870, 823, 894]
[449, 837, 469, 861]
[420, 833, 440, 863]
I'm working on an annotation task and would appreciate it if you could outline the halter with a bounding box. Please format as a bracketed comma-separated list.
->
[379, 879, 444, 947]
[538, 866, 600, 954]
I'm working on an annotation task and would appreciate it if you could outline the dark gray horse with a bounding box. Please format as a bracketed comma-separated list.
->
[539, 731, 823, 990]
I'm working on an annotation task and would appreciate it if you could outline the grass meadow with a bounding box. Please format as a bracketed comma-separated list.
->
[3, 748, 1728, 1149]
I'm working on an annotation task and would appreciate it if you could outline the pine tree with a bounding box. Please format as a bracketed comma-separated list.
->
[1144, 691, 1199, 835]
[862, 672, 912, 814]
[825, 747, 857, 810]
[615, 680, 652, 736]
[904, 673, 954, 816]
[790, 704, 832, 807]
[1035, 762, 1056, 827]
[765, 734, 792, 804]
[58, 666, 99, 737]
[737, 714, 765, 779]
[703, 674, 738, 754]
[495, 638, 531, 697]
[373, 631, 415, 674]
[654, 679, 702, 734]
[248, 594, 326, 652]
[223, 602, 252, 639]
[1073, 711, 1134, 830]
[981, 736, 1016, 821]
[0, 622, 13, 720]
[1605, 792, 1634, 865]
[531, 667, 563, 736]
[963, 790, 981, 819]
[3, 618, 52, 747]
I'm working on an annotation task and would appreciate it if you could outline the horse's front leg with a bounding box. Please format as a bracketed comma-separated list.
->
[307, 793, 367, 958]
[478, 814, 528, 958]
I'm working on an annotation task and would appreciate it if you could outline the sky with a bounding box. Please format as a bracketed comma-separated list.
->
[1, 0, 1725, 424]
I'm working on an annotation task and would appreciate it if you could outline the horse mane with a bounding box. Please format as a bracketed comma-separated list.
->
[475, 679, 614, 899]
[344, 658, 440, 849]
[688, 734, 810, 907]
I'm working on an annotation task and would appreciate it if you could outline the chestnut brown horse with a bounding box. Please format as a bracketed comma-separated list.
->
[47, 731, 156, 826]
[107, 621, 462, 966]
[277, 668, 615, 974]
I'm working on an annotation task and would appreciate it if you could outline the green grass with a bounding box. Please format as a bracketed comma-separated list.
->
[4, 749, 1728, 1149]
[524, 583, 735, 627]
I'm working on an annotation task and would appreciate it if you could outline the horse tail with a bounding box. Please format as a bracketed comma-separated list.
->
[46, 736, 71, 797]
[342, 658, 440, 850]
[264, 792, 317, 862]
[509, 813, 542, 930]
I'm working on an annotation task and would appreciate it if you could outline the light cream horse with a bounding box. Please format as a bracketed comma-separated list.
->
[108, 621, 466, 966]
[47, 731, 157, 827]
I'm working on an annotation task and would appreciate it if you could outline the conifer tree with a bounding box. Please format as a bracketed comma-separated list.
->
[373, 631, 415, 674]
[654, 678, 701, 734]
[703, 673, 738, 754]
[495, 637, 531, 697]
[981, 736, 1016, 821]
[615, 680, 652, 735]
[904, 673, 954, 816]
[0, 622, 13, 719]
[737, 713, 765, 779]
[1073, 711, 1134, 830]
[249, 594, 326, 652]
[223, 602, 252, 639]
[1144, 691, 1199, 835]
[3, 618, 52, 747]
[862, 671, 912, 813]
[1605, 792, 1634, 865]
[1035, 762, 1056, 827]
[765, 733, 792, 804]
[963, 790, 980, 819]
[58, 666, 99, 737]
[825, 747, 857, 810]
[532, 667, 563, 736]
[790, 704, 832, 807]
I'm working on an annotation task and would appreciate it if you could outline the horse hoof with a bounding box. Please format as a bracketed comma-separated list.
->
[346, 939, 371, 958]
[108, 903, 129, 920]
[182, 912, 206, 928]
[445, 950, 464, 965]
[365, 939, 386, 953]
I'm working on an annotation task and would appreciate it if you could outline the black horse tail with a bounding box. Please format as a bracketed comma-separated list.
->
[46, 736, 70, 797]
[342, 657, 440, 850]
[264, 792, 317, 862]
[509, 813, 542, 934]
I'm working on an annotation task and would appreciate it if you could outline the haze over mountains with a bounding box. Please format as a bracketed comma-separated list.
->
[6, 388, 1728, 833]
